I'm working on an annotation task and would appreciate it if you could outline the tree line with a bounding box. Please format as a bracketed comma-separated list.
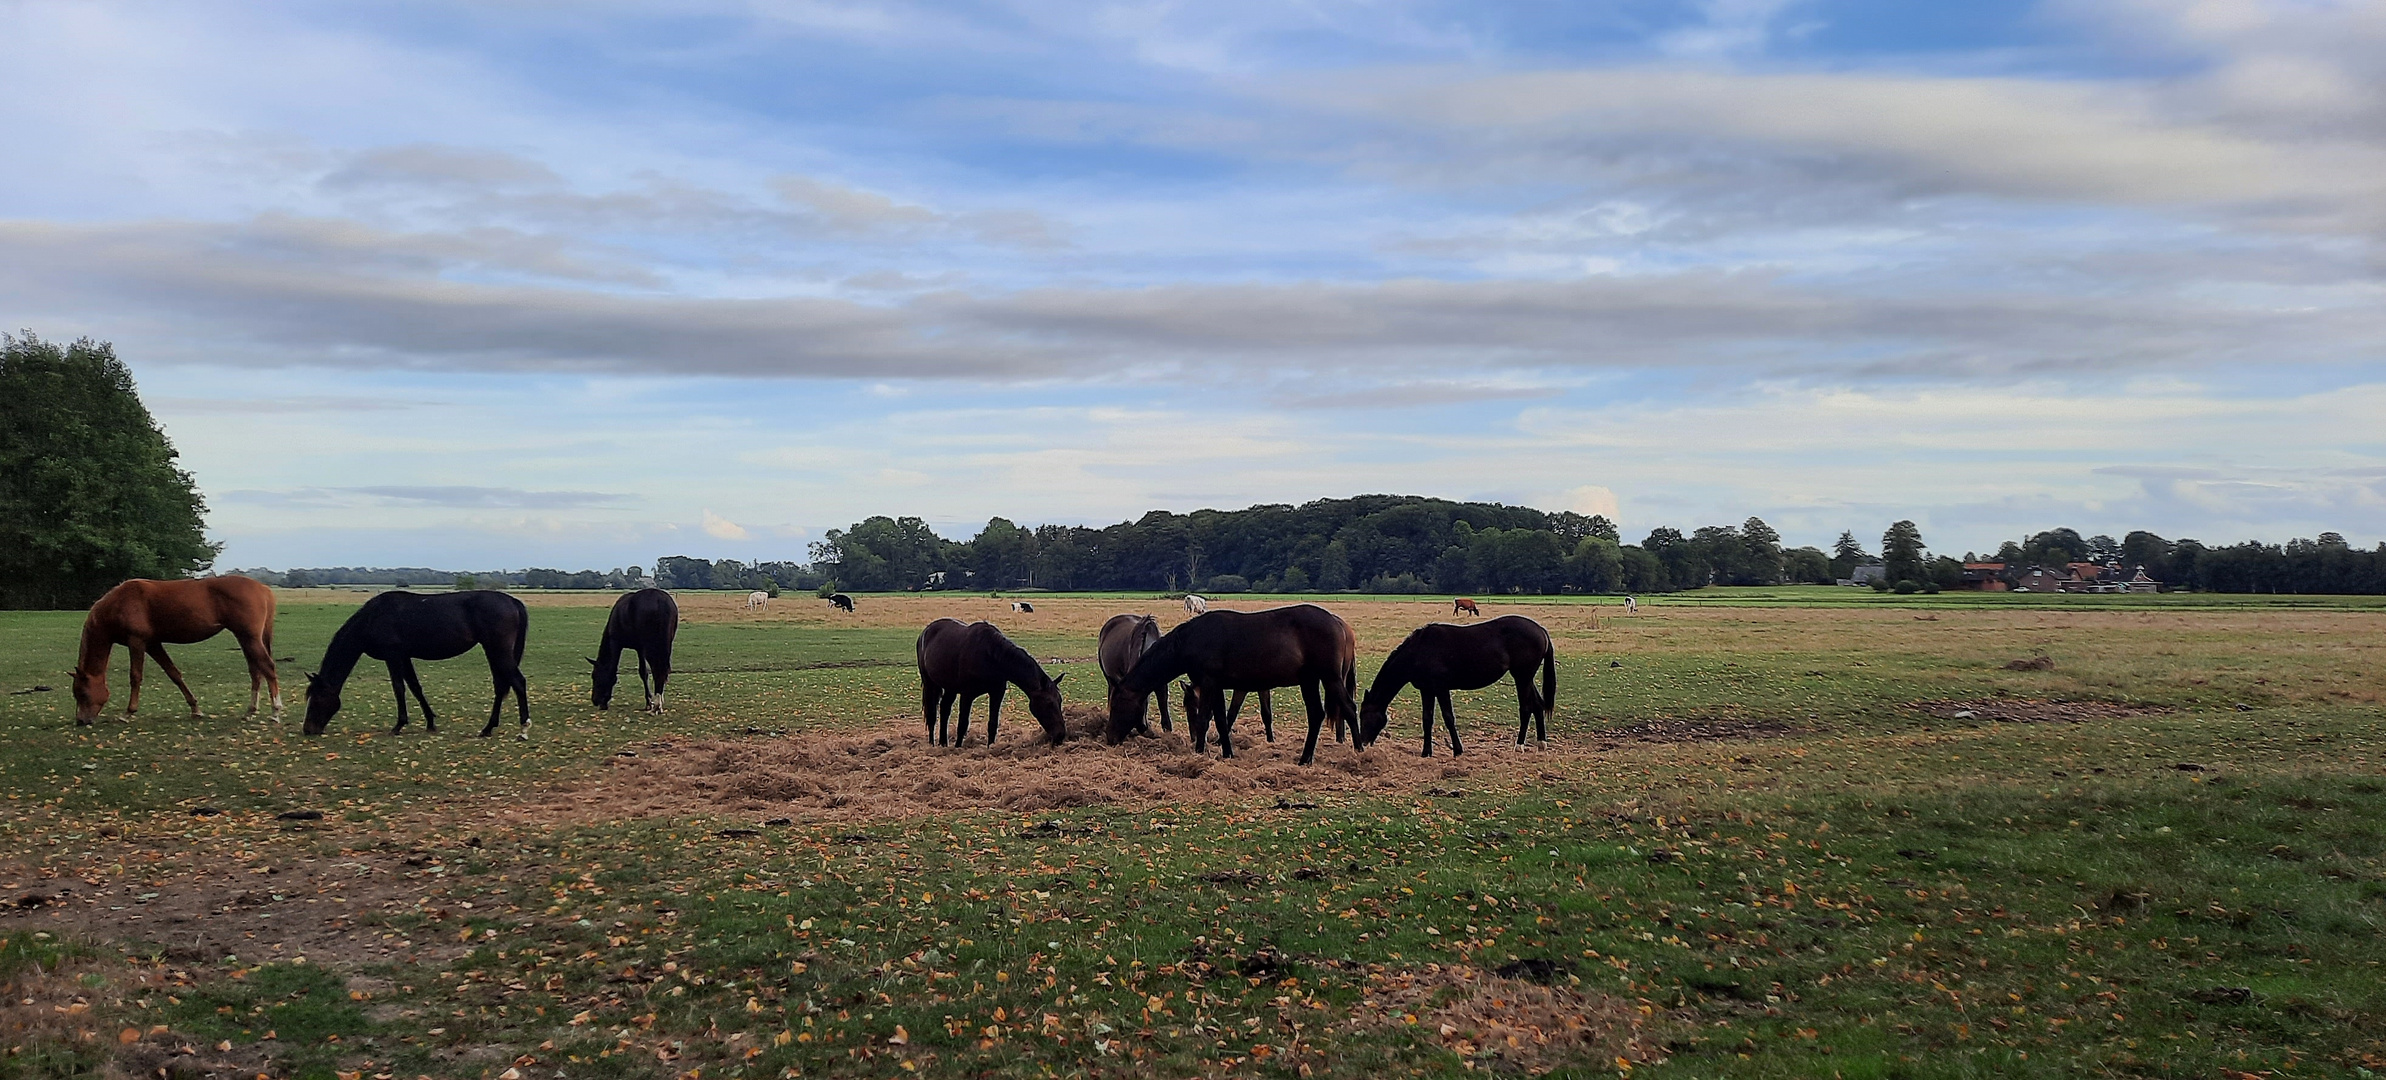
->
[10, 333, 2386, 606]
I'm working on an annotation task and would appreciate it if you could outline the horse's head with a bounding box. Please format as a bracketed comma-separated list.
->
[1029, 671, 1066, 742]
[1179, 680, 1213, 748]
[1103, 672, 1154, 744]
[1354, 682, 1396, 748]
[71, 666, 105, 724]
[588, 656, 616, 710]
[300, 672, 341, 735]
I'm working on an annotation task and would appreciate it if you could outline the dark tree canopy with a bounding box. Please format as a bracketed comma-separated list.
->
[0, 334, 218, 609]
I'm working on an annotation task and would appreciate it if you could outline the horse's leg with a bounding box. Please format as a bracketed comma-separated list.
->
[1223, 689, 1248, 738]
[1513, 669, 1534, 746]
[1296, 679, 1327, 766]
[147, 643, 203, 718]
[1420, 690, 1436, 758]
[124, 638, 147, 717]
[387, 661, 412, 735]
[234, 627, 276, 719]
[1441, 690, 1464, 756]
[923, 682, 942, 743]
[1215, 686, 1235, 759]
[955, 693, 978, 747]
[986, 685, 1006, 746]
[635, 651, 654, 712]
[508, 655, 531, 739]
[399, 659, 438, 733]
[1157, 683, 1172, 732]
[1259, 691, 1276, 742]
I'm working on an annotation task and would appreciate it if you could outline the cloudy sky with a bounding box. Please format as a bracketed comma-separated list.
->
[5, 0, 2381, 570]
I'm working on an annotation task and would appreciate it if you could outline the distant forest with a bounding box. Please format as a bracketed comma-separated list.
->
[232, 494, 2386, 596]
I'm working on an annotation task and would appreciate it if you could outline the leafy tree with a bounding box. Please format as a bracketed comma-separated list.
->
[1739, 516, 1783, 584]
[1829, 531, 1873, 580]
[1568, 537, 1624, 593]
[1782, 546, 1833, 584]
[1317, 540, 1352, 591]
[0, 334, 219, 609]
[2086, 534, 2122, 563]
[1882, 520, 1927, 585]
[2023, 528, 2085, 567]
[809, 516, 953, 591]
[652, 555, 715, 589]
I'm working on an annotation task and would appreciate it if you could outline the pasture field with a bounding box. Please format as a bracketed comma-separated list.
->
[3, 589, 2384, 1079]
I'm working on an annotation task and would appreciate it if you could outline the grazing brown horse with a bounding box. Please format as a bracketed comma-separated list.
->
[917, 619, 1065, 747]
[1358, 615, 1555, 756]
[73, 576, 281, 725]
[303, 590, 531, 738]
[1111, 604, 1357, 764]
[590, 588, 678, 713]
[1098, 613, 1171, 734]
[1453, 597, 1481, 616]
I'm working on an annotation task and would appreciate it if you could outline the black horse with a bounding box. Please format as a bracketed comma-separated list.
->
[1357, 615, 1554, 756]
[827, 593, 855, 612]
[1180, 682, 1282, 744]
[590, 588, 678, 713]
[916, 618, 1065, 746]
[303, 590, 531, 738]
[1112, 604, 1356, 765]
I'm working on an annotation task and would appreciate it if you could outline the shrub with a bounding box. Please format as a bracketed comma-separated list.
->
[1893, 579, 1921, 594]
[1207, 574, 1251, 593]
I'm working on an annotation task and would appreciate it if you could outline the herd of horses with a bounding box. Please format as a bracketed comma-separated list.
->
[67, 577, 1560, 764]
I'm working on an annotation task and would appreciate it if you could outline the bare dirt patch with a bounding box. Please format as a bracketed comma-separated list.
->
[1353, 961, 1676, 1074]
[4, 839, 499, 971]
[1916, 698, 2165, 724]
[542, 704, 1564, 824]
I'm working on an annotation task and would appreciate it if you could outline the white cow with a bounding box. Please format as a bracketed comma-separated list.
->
[1183, 593, 1208, 615]
[746, 590, 770, 612]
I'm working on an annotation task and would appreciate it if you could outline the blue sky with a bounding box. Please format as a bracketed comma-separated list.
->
[5, 0, 2382, 569]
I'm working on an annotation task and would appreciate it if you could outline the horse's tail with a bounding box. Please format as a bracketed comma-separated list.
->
[511, 596, 530, 666]
[1539, 645, 1556, 715]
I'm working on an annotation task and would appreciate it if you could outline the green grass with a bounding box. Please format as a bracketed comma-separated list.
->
[4, 594, 2385, 1077]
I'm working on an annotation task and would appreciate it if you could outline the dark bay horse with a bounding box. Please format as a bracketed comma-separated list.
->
[1358, 615, 1555, 756]
[303, 590, 531, 738]
[1112, 604, 1356, 765]
[1098, 613, 1171, 734]
[916, 619, 1065, 747]
[1181, 682, 1282, 744]
[591, 588, 678, 713]
[73, 576, 280, 725]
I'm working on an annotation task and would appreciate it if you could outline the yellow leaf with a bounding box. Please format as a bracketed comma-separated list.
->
[775, 1030, 793, 1047]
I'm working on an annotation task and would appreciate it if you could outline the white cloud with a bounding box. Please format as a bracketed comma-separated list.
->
[1563, 485, 1620, 519]
[701, 509, 751, 540]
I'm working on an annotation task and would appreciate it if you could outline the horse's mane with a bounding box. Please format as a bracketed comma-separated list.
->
[984, 624, 1054, 691]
